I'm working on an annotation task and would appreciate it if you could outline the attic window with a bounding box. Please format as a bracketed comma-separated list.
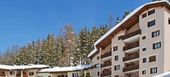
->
[148, 9, 155, 16]
[142, 13, 147, 18]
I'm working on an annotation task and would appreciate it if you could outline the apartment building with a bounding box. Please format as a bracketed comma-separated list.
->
[88, 0, 170, 77]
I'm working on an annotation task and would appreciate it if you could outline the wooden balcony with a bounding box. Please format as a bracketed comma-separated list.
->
[123, 65, 139, 72]
[101, 60, 112, 68]
[123, 52, 139, 62]
[0, 71, 5, 76]
[123, 42, 139, 51]
[118, 30, 141, 40]
[101, 68, 111, 77]
[101, 51, 111, 59]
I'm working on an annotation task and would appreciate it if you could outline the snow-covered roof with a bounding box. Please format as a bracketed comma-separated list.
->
[153, 72, 170, 77]
[88, 0, 170, 58]
[39, 65, 91, 73]
[0, 65, 14, 70]
[87, 48, 97, 58]
[11, 64, 49, 70]
[0, 64, 49, 70]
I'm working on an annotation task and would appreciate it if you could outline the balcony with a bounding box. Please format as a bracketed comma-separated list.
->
[101, 68, 111, 77]
[101, 60, 112, 68]
[0, 71, 5, 76]
[123, 42, 139, 52]
[101, 51, 111, 59]
[124, 71, 139, 77]
[123, 52, 139, 62]
[123, 65, 139, 72]
[119, 30, 141, 43]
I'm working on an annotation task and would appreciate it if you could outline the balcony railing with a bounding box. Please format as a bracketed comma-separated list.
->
[123, 42, 139, 51]
[123, 53, 139, 61]
[101, 51, 111, 59]
[123, 65, 139, 72]
[101, 68, 112, 77]
[101, 60, 112, 68]
[118, 30, 141, 40]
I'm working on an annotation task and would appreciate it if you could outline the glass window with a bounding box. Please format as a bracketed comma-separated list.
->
[152, 30, 160, 38]
[29, 72, 34, 76]
[113, 46, 118, 51]
[10, 70, 15, 75]
[148, 20, 155, 27]
[142, 70, 146, 75]
[95, 64, 100, 68]
[97, 56, 99, 60]
[142, 36, 146, 40]
[97, 72, 100, 76]
[142, 13, 147, 18]
[72, 73, 78, 77]
[143, 58, 147, 63]
[114, 65, 120, 71]
[153, 42, 161, 49]
[142, 48, 146, 51]
[148, 9, 155, 16]
[150, 67, 157, 74]
[115, 55, 119, 61]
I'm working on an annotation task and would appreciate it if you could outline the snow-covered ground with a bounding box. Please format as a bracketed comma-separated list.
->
[153, 72, 170, 77]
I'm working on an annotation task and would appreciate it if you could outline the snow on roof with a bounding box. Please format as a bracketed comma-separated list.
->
[87, 48, 97, 58]
[0, 65, 14, 70]
[153, 72, 170, 77]
[39, 65, 91, 73]
[0, 64, 49, 70]
[11, 64, 49, 70]
[88, 0, 170, 58]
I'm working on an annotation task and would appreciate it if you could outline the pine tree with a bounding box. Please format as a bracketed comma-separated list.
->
[63, 24, 76, 66]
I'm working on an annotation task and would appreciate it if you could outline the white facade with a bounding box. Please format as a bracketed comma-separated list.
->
[88, 1, 170, 77]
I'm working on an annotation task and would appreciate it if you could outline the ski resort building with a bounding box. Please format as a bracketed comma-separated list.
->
[88, 0, 170, 77]
[38, 65, 91, 77]
[0, 64, 49, 77]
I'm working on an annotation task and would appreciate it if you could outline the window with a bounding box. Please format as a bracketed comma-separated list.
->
[148, 9, 155, 16]
[148, 19, 155, 27]
[142, 70, 146, 75]
[113, 46, 118, 51]
[150, 67, 157, 74]
[149, 55, 156, 62]
[114, 65, 120, 71]
[72, 73, 78, 77]
[168, 18, 170, 24]
[10, 70, 15, 75]
[143, 58, 147, 63]
[142, 13, 147, 18]
[97, 72, 100, 76]
[97, 56, 99, 60]
[142, 36, 146, 40]
[48, 76, 51, 77]
[29, 72, 34, 76]
[142, 48, 146, 51]
[152, 30, 160, 38]
[115, 55, 119, 61]
[115, 75, 119, 77]
[153, 42, 161, 49]
[95, 64, 100, 68]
